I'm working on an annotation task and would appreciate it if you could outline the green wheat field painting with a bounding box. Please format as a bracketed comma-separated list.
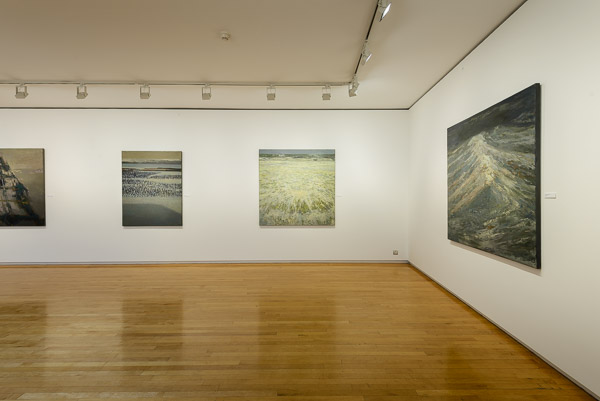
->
[259, 149, 335, 226]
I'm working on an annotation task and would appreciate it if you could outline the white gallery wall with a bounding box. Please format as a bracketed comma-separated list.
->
[2, 0, 599, 397]
[0, 109, 408, 263]
[408, 0, 600, 396]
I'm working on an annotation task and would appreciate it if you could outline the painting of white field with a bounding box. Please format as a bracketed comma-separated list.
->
[259, 149, 335, 226]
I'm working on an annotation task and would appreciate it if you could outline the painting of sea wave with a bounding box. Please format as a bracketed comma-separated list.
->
[447, 84, 541, 268]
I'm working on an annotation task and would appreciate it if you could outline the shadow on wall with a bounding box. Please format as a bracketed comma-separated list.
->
[449, 241, 541, 276]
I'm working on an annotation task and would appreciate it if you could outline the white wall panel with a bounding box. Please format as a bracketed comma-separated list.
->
[0, 109, 408, 263]
[408, 0, 600, 396]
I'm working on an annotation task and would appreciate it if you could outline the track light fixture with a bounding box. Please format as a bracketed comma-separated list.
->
[139, 84, 151, 100]
[348, 76, 359, 97]
[15, 84, 28, 99]
[202, 84, 212, 100]
[4, 81, 360, 101]
[322, 85, 331, 101]
[378, 0, 391, 21]
[361, 41, 372, 65]
[266, 85, 276, 101]
[76, 84, 88, 99]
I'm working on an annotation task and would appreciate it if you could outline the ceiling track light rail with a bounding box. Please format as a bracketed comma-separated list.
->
[1, 81, 350, 88]
[354, 0, 392, 75]
[4, 81, 355, 100]
[4, 2, 389, 101]
[349, 0, 391, 96]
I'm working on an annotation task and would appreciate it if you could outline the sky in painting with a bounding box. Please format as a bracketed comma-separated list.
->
[259, 149, 334, 155]
[122, 151, 182, 163]
[0, 149, 44, 170]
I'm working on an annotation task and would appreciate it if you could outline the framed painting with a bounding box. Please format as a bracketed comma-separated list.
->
[447, 84, 541, 268]
[0, 148, 45, 226]
[259, 149, 335, 226]
[122, 151, 182, 226]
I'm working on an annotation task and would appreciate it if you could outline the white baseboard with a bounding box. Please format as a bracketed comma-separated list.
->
[0, 259, 409, 266]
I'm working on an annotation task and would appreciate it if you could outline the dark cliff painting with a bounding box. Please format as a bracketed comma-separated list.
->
[122, 151, 182, 226]
[447, 84, 541, 268]
[0, 149, 45, 226]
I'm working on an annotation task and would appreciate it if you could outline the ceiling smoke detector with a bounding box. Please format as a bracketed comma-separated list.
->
[220, 31, 231, 41]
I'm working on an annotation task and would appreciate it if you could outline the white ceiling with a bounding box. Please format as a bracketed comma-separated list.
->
[0, 0, 526, 109]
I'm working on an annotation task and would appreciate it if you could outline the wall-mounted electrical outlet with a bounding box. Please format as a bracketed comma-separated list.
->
[393, 250, 398, 255]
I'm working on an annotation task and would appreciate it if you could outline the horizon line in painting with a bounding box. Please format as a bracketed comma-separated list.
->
[122, 151, 182, 227]
[259, 149, 335, 226]
[0, 148, 45, 226]
[447, 84, 541, 268]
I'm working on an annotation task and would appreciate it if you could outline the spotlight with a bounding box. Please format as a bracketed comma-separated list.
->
[139, 84, 151, 100]
[378, 0, 391, 21]
[76, 84, 88, 99]
[202, 84, 211, 100]
[322, 85, 331, 101]
[15, 84, 28, 99]
[266, 85, 276, 101]
[348, 75, 359, 97]
[361, 41, 372, 65]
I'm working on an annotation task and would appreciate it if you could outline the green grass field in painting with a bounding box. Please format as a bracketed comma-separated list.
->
[259, 151, 335, 226]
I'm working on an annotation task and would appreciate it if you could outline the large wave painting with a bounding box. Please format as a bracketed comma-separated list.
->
[447, 84, 541, 268]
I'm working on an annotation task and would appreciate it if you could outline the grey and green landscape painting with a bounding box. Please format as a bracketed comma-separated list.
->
[0, 148, 45, 226]
[122, 151, 182, 226]
[259, 149, 335, 226]
[447, 84, 540, 268]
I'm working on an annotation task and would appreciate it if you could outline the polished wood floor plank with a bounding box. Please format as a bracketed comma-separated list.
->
[0, 263, 594, 401]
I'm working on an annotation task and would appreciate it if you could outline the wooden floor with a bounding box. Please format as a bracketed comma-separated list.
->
[0, 263, 593, 401]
